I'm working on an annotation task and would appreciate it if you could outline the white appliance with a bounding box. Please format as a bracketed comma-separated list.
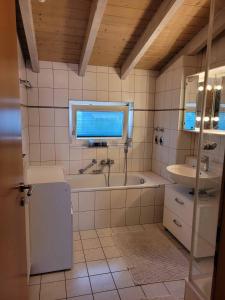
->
[26, 166, 73, 275]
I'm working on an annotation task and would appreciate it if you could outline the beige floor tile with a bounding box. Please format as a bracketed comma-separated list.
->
[69, 295, 93, 300]
[73, 231, 81, 241]
[112, 226, 128, 234]
[82, 238, 101, 250]
[80, 230, 97, 239]
[107, 257, 128, 272]
[74, 240, 83, 251]
[99, 236, 114, 247]
[74, 250, 85, 263]
[93, 290, 120, 300]
[103, 246, 121, 259]
[87, 260, 110, 276]
[66, 277, 92, 297]
[142, 282, 170, 298]
[40, 281, 66, 300]
[142, 224, 154, 230]
[29, 275, 41, 285]
[164, 280, 185, 298]
[127, 225, 144, 231]
[65, 263, 88, 279]
[90, 273, 115, 293]
[84, 248, 105, 261]
[41, 271, 65, 283]
[118, 286, 145, 300]
[112, 271, 134, 289]
[96, 228, 112, 237]
[29, 285, 40, 300]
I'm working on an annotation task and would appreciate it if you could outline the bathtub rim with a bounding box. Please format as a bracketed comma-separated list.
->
[67, 171, 170, 192]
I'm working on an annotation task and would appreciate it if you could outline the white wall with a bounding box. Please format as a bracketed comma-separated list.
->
[24, 33, 225, 179]
[151, 56, 201, 179]
[26, 62, 157, 174]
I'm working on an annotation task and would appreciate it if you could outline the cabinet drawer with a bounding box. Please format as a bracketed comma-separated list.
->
[163, 207, 192, 250]
[165, 186, 193, 226]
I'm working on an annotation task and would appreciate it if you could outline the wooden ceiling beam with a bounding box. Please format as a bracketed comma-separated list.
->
[162, 5, 225, 72]
[120, 0, 185, 79]
[18, 0, 39, 72]
[79, 0, 107, 76]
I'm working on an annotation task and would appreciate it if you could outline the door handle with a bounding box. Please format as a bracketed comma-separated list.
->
[16, 183, 33, 197]
[174, 197, 184, 205]
[173, 219, 182, 227]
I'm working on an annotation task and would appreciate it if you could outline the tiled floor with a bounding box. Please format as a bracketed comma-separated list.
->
[29, 225, 186, 300]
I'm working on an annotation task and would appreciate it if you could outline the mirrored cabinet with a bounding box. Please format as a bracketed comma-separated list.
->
[183, 66, 225, 135]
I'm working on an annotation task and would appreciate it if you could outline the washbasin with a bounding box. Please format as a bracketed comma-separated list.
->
[166, 164, 220, 190]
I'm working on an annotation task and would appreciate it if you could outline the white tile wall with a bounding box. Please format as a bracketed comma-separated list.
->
[27, 61, 156, 174]
[71, 186, 164, 231]
[152, 56, 198, 179]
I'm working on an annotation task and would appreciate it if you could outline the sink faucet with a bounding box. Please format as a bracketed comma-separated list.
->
[201, 155, 209, 171]
[79, 159, 97, 174]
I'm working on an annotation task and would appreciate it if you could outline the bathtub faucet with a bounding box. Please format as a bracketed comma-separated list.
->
[79, 159, 97, 174]
[92, 159, 114, 174]
[101, 159, 114, 166]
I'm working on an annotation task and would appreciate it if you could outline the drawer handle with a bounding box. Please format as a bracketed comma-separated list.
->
[174, 197, 184, 205]
[173, 219, 182, 227]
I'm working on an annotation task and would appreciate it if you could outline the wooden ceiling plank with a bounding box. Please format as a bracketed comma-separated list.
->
[162, 5, 225, 72]
[120, 0, 185, 79]
[79, 0, 108, 76]
[18, 0, 39, 72]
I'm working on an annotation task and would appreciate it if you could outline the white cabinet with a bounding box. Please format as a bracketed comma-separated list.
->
[163, 184, 219, 258]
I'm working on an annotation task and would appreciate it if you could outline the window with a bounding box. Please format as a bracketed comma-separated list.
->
[76, 111, 124, 138]
[69, 100, 133, 143]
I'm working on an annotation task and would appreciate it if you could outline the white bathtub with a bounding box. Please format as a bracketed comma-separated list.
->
[67, 172, 168, 231]
[67, 172, 160, 192]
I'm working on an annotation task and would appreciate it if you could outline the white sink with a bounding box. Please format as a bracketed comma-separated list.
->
[166, 164, 220, 190]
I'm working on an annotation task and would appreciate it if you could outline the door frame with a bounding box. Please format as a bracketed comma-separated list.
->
[211, 150, 225, 299]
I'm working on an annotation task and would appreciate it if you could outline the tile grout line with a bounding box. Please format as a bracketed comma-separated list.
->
[32, 226, 186, 299]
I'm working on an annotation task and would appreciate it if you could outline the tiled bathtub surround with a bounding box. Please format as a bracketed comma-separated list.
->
[26, 61, 157, 174]
[71, 186, 164, 231]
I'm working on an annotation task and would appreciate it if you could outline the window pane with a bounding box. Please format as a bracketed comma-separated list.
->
[184, 111, 196, 130]
[76, 111, 124, 138]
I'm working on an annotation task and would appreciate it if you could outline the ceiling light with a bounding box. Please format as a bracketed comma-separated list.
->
[207, 84, 212, 91]
[204, 116, 210, 122]
[213, 116, 220, 122]
[196, 116, 201, 121]
[215, 85, 222, 90]
[198, 86, 204, 91]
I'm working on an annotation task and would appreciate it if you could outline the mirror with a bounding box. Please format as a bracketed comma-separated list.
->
[183, 66, 225, 134]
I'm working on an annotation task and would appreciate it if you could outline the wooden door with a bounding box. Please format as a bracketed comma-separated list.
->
[0, 0, 28, 299]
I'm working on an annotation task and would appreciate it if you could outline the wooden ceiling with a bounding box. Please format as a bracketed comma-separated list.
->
[27, 0, 225, 72]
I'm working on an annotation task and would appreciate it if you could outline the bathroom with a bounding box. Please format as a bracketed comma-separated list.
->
[1, 0, 225, 299]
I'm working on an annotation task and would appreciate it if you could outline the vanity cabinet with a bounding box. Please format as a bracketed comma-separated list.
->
[163, 184, 219, 257]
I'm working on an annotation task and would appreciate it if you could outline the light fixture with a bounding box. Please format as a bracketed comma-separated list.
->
[198, 86, 204, 91]
[38, 0, 46, 2]
[215, 85, 222, 90]
[207, 84, 212, 91]
[196, 116, 201, 121]
[204, 116, 210, 122]
[213, 116, 220, 122]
